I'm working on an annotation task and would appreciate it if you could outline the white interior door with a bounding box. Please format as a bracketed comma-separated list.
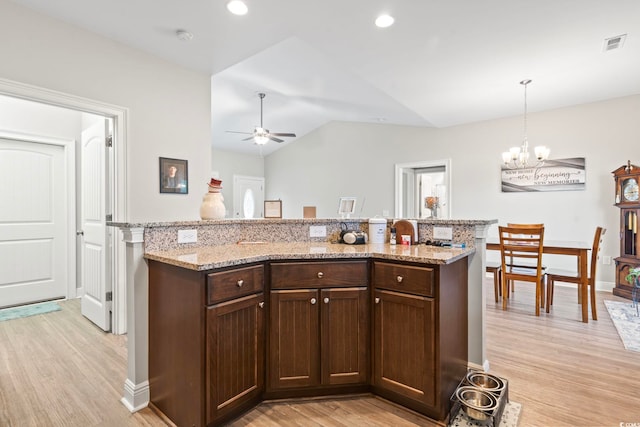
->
[233, 175, 265, 218]
[80, 120, 112, 331]
[0, 137, 68, 307]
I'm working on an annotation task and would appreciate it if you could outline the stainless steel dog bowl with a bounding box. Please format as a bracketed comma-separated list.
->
[466, 371, 506, 393]
[455, 386, 498, 421]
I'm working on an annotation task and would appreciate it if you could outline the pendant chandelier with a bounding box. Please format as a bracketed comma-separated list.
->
[502, 79, 550, 168]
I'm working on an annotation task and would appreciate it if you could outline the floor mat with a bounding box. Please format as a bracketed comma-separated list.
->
[0, 301, 61, 322]
[604, 300, 640, 352]
[449, 401, 521, 427]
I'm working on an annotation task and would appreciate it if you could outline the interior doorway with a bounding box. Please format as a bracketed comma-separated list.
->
[233, 175, 265, 218]
[395, 159, 451, 219]
[0, 77, 128, 334]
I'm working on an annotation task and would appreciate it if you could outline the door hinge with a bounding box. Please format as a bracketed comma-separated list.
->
[106, 214, 113, 222]
[106, 135, 113, 148]
[106, 291, 113, 302]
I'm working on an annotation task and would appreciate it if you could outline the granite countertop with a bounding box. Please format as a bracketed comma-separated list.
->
[144, 242, 475, 271]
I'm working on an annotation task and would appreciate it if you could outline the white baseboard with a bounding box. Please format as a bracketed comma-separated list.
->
[121, 379, 149, 413]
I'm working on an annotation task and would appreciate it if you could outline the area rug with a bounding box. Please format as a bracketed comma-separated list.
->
[449, 401, 521, 427]
[0, 301, 61, 322]
[604, 300, 640, 352]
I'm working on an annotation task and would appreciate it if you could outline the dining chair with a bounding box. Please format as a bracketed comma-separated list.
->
[504, 223, 547, 296]
[486, 261, 502, 302]
[499, 224, 546, 316]
[545, 227, 605, 320]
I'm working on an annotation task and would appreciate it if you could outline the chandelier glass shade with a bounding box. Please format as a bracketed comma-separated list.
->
[502, 79, 550, 168]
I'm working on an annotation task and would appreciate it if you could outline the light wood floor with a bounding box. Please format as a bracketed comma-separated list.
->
[0, 282, 638, 426]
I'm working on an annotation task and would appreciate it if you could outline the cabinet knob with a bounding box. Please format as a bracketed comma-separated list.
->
[323, 297, 329, 304]
[310, 298, 317, 305]
[317, 272, 324, 279]
[258, 301, 264, 309]
[396, 275, 403, 283]
[237, 279, 244, 287]
[375, 297, 380, 304]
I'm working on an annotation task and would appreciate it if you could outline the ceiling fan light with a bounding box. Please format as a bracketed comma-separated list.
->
[254, 135, 269, 145]
[227, 0, 248, 16]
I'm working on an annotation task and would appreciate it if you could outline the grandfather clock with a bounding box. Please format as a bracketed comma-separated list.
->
[613, 160, 640, 299]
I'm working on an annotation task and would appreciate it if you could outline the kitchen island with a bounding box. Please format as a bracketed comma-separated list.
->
[146, 242, 473, 426]
[111, 218, 497, 423]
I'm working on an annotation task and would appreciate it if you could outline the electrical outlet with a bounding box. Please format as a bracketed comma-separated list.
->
[433, 226, 453, 240]
[309, 225, 327, 238]
[602, 255, 611, 265]
[178, 229, 197, 243]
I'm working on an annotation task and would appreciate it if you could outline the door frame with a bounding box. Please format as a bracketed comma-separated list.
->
[0, 130, 76, 301]
[395, 159, 452, 219]
[233, 175, 265, 218]
[0, 77, 129, 334]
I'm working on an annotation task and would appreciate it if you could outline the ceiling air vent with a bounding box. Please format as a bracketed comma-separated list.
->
[603, 34, 626, 52]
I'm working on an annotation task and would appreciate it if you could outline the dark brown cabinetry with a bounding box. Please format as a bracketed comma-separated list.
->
[372, 259, 468, 421]
[149, 261, 265, 427]
[268, 261, 369, 395]
[148, 255, 469, 425]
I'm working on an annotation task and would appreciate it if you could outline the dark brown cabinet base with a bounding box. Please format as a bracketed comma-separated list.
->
[148, 257, 468, 426]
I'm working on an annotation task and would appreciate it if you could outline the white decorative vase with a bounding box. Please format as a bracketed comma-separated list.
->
[200, 191, 226, 220]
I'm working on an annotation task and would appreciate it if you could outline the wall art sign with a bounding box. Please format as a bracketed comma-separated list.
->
[501, 157, 586, 192]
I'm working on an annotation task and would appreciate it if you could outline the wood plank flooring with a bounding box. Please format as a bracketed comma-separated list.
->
[1, 282, 638, 426]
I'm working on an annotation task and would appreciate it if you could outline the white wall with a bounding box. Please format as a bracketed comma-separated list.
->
[0, 0, 211, 222]
[211, 148, 265, 217]
[266, 95, 640, 285]
[265, 121, 435, 219]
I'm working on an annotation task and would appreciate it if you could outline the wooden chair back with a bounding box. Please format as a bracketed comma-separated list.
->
[499, 224, 546, 315]
[589, 227, 606, 284]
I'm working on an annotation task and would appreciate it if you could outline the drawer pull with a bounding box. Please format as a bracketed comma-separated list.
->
[317, 272, 324, 279]
[310, 298, 317, 305]
[237, 279, 244, 287]
[258, 302, 264, 309]
[323, 297, 329, 304]
[375, 297, 380, 304]
[396, 275, 403, 283]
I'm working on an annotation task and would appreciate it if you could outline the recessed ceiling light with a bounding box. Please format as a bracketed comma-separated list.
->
[375, 14, 395, 28]
[227, 0, 248, 16]
[176, 30, 193, 41]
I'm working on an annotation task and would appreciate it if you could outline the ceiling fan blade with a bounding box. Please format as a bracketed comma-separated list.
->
[268, 136, 284, 143]
[241, 136, 255, 141]
[226, 130, 252, 135]
[270, 132, 296, 137]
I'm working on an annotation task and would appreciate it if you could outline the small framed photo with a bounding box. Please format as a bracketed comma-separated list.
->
[264, 200, 282, 218]
[159, 157, 188, 194]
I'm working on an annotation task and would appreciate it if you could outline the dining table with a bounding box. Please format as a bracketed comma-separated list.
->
[486, 238, 592, 323]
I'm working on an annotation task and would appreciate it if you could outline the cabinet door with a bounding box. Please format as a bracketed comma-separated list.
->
[269, 289, 320, 389]
[373, 289, 436, 407]
[321, 287, 369, 385]
[206, 293, 265, 424]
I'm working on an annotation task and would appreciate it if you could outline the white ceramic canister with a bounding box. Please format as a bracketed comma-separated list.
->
[368, 217, 387, 244]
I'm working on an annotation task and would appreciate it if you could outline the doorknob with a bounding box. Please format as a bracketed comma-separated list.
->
[76, 230, 84, 236]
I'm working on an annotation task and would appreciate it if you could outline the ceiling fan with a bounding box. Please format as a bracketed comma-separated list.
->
[227, 92, 296, 145]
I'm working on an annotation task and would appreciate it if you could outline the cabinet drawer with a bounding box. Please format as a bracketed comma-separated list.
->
[270, 261, 367, 289]
[373, 262, 434, 297]
[207, 264, 264, 305]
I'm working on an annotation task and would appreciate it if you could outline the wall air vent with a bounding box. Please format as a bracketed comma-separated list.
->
[603, 34, 626, 52]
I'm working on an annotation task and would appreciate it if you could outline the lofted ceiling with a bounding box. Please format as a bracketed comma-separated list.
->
[11, 0, 640, 156]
